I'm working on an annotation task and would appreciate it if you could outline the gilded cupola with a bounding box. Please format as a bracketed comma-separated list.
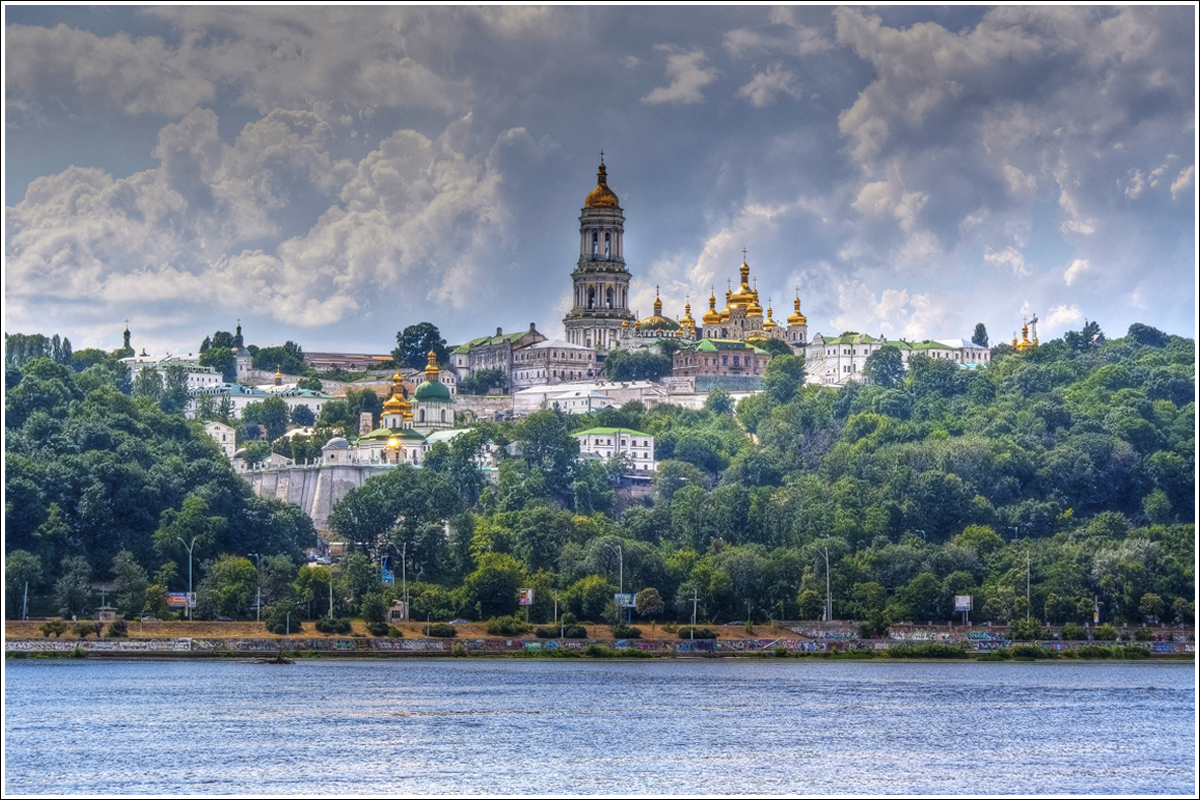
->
[584, 162, 620, 209]
[787, 295, 807, 327]
[703, 289, 722, 325]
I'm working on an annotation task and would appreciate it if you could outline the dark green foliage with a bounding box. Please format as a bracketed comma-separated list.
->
[393, 323, 448, 371]
[604, 349, 672, 381]
[459, 368, 508, 396]
[367, 621, 389, 637]
[677, 626, 717, 640]
[265, 600, 304, 635]
[426, 622, 458, 638]
[105, 619, 128, 637]
[884, 643, 968, 659]
[315, 617, 353, 634]
[252, 342, 307, 376]
[485, 615, 532, 636]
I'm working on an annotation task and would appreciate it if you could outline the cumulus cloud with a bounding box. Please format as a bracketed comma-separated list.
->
[725, 7, 833, 58]
[642, 46, 717, 105]
[1170, 165, 1194, 200]
[1043, 303, 1084, 333]
[827, 279, 958, 339]
[738, 65, 802, 107]
[984, 246, 1030, 277]
[5, 108, 513, 329]
[5, 24, 216, 116]
[1063, 258, 1093, 286]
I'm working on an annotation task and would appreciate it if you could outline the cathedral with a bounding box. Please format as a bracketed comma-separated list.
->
[562, 159, 809, 358]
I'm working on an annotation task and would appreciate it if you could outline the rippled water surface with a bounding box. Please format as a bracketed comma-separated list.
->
[4, 659, 1195, 795]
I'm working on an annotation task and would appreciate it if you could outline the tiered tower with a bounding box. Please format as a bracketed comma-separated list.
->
[563, 157, 636, 351]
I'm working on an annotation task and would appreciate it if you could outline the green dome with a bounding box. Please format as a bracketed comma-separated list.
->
[413, 380, 452, 403]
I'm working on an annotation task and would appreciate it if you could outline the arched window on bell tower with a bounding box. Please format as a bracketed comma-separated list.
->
[606, 287, 614, 308]
[588, 287, 596, 309]
[592, 232, 598, 256]
[605, 232, 611, 257]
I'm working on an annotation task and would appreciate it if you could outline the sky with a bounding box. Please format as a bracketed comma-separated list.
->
[4, 5, 1196, 356]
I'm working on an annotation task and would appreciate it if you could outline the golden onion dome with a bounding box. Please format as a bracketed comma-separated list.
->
[637, 288, 681, 331]
[680, 301, 695, 331]
[382, 372, 410, 416]
[763, 303, 778, 331]
[424, 349, 440, 384]
[703, 290, 722, 325]
[787, 296, 807, 326]
[584, 162, 620, 208]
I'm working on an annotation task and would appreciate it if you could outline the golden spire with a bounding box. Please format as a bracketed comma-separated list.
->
[763, 299, 777, 331]
[424, 349, 440, 383]
[274, 365, 282, 386]
[703, 287, 721, 325]
[787, 290, 807, 326]
[653, 285, 662, 316]
[584, 158, 620, 208]
[382, 372, 411, 419]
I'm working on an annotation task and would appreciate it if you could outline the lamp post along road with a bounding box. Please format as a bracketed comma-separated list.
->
[178, 536, 198, 621]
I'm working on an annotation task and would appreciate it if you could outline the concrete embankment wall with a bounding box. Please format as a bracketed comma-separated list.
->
[242, 464, 389, 534]
[7, 636, 1194, 658]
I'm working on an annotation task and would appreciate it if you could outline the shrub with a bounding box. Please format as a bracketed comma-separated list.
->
[485, 615, 532, 636]
[677, 626, 717, 640]
[1008, 644, 1053, 660]
[535, 626, 561, 639]
[1074, 645, 1112, 659]
[1134, 627, 1154, 642]
[661, 622, 678, 634]
[387, 626, 403, 638]
[315, 617, 353, 634]
[105, 619, 128, 638]
[451, 642, 467, 657]
[366, 621, 389, 637]
[40, 619, 68, 638]
[265, 606, 304, 635]
[69, 645, 87, 659]
[1061, 622, 1085, 641]
[1095, 624, 1118, 641]
[1009, 618, 1047, 641]
[610, 622, 641, 639]
[74, 621, 98, 638]
[583, 643, 619, 658]
[885, 644, 969, 659]
[426, 622, 458, 638]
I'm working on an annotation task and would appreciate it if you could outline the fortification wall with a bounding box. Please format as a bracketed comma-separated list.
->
[242, 464, 389, 533]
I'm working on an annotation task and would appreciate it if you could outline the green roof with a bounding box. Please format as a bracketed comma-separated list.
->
[686, 338, 768, 354]
[357, 427, 426, 443]
[575, 427, 652, 438]
[413, 380, 452, 402]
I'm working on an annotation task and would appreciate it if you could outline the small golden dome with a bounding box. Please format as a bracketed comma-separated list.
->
[763, 303, 777, 331]
[584, 162, 620, 208]
[787, 296, 807, 326]
[382, 372, 410, 417]
[703, 290, 722, 325]
[424, 349, 440, 384]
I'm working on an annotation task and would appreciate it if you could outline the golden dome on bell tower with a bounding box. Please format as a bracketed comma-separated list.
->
[584, 160, 620, 209]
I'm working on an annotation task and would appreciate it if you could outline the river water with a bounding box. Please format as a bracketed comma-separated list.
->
[3, 658, 1195, 795]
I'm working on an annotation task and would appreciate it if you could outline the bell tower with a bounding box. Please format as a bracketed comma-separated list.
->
[563, 155, 635, 351]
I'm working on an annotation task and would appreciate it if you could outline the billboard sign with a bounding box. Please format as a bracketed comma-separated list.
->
[166, 593, 196, 609]
[519, 588, 534, 606]
[615, 593, 635, 608]
[954, 595, 972, 612]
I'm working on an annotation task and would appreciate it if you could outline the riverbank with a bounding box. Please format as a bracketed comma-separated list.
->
[5, 618, 1192, 660]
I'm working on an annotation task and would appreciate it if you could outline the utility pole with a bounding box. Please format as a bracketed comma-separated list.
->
[1026, 549, 1032, 621]
[691, 589, 699, 640]
[822, 547, 832, 624]
[178, 536, 198, 621]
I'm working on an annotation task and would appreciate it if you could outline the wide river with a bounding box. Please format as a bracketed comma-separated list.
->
[3, 658, 1195, 795]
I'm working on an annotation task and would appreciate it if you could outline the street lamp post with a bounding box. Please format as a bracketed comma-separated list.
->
[821, 547, 832, 624]
[249, 552, 261, 623]
[605, 541, 624, 623]
[177, 536, 198, 621]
